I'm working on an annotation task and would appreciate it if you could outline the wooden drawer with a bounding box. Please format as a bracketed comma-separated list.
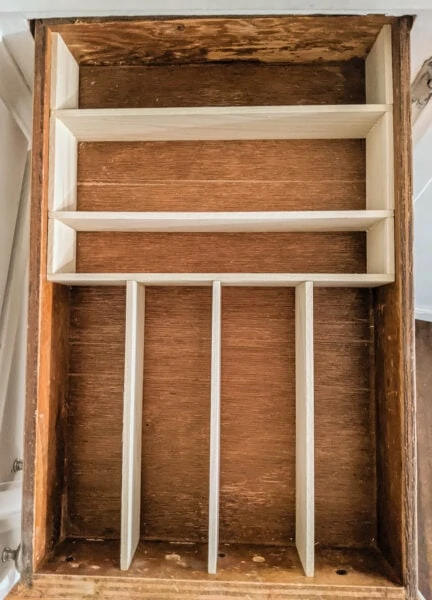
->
[16, 15, 416, 600]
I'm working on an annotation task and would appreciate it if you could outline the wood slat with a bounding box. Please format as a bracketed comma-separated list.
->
[295, 282, 315, 576]
[208, 281, 221, 574]
[50, 210, 392, 233]
[48, 273, 394, 287]
[121, 281, 145, 570]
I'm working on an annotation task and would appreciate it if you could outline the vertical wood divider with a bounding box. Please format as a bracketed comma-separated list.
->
[366, 24, 395, 276]
[208, 280, 221, 574]
[121, 281, 145, 570]
[295, 281, 315, 577]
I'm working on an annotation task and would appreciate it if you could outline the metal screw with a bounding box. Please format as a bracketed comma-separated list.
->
[12, 459, 23, 473]
[2, 546, 19, 564]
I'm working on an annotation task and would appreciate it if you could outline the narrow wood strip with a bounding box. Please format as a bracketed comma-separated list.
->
[121, 281, 145, 570]
[47, 273, 394, 287]
[50, 210, 392, 233]
[295, 281, 315, 577]
[208, 281, 221, 574]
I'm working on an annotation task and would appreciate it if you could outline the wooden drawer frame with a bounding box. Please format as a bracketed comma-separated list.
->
[17, 15, 416, 600]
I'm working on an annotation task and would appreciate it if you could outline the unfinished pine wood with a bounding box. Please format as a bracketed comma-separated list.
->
[47, 219, 75, 273]
[220, 288, 295, 544]
[50, 210, 391, 233]
[366, 113, 394, 211]
[121, 282, 145, 571]
[47, 273, 395, 287]
[75, 232, 366, 274]
[77, 139, 366, 213]
[49, 16, 394, 65]
[374, 18, 416, 596]
[208, 281, 221, 575]
[367, 217, 395, 275]
[49, 33, 78, 212]
[65, 287, 125, 539]
[314, 288, 376, 548]
[50, 32, 79, 110]
[55, 105, 389, 142]
[295, 282, 314, 577]
[141, 288, 211, 542]
[366, 25, 393, 105]
[49, 118, 77, 211]
[79, 62, 365, 109]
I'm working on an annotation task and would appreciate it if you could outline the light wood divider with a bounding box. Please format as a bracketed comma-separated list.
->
[208, 281, 222, 575]
[295, 282, 315, 577]
[121, 281, 145, 570]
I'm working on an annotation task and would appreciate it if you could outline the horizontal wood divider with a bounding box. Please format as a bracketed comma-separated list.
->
[49, 210, 393, 233]
[54, 105, 391, 141]
[47, 273, 394, 287]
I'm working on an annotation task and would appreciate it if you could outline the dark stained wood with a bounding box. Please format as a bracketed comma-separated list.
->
[415, 320, 432, 600]
[314, 288, 376, 547]
[79, 61, 365, 108]
[48, 16, 394, 65]
[75, 232, 366, 274]
[373, 17, 416, 597]
[22, 21, 71, 578]
[77, 140, 366, 212]
[65, 287, 125, 539]
[141, 287, 211, 542]
[220, 288, 295, 544]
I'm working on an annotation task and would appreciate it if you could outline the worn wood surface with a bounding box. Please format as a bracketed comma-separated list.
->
[79, 61, 365, 108]
[48, 16, 394, 65]
[24, 14, 414, 596]
[141, 287, 211, 542]
[65, 287, 125, 539]
[373, 16, 416, 596]
[9, 540, 405, 600]
[75, 231, 366, 274]
[415, 320, 432, 600]
[22, 22, 72, 577]
[315, 289, 376, 547]
[22, 539, 401, 587]
[77, 139, 365, 213]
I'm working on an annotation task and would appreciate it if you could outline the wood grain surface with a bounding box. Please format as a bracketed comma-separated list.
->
[48, 16, 394, 65]
[141, 287, 211, 542]
[65, 287, 125, 539]
[314, 288, 376, 547]
[79, 61, 365, 109]
[24, 15, 414, 598]
[9, 541, 403, 598]
[219, 288, 295, 545]
[373, 18, 416, 596]
[76, 232, 366, 274]
[77, 140, 365, 213]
